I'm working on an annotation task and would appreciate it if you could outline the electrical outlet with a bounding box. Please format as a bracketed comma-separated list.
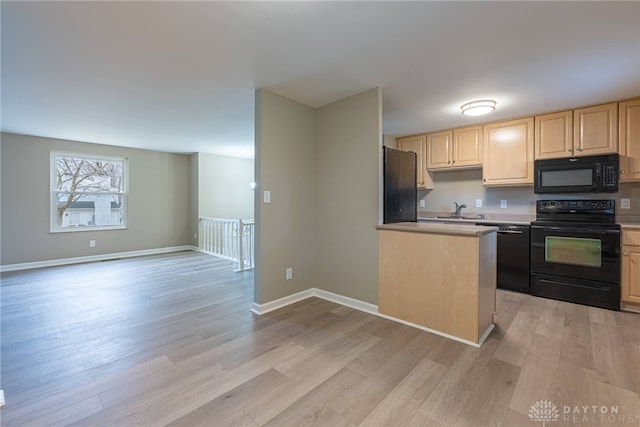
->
[286, 268, 293, 280]
[89, 240, 96, 248]
[264, 190, 271, 204]
[419, 199, 426, 208]
[621, 198, 631, 209]
[476, 199, 483, 208]
[194, 233, 198, 240]
[500, 200, 508, 209]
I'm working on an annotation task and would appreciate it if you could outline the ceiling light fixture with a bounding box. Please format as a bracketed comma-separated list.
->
[461, 100, 496, 116]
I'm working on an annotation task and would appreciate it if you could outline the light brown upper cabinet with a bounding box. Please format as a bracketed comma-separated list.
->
[396, 133, 434, 189]
[482, 117, 534, 186]
[536, 103, 618, 160]
[573, 102, 618, 156]
[426, 126, 482, 170]
[425, 131, 452, 169]
[535, 110, 573, 160]
[619, 98, 640, 182]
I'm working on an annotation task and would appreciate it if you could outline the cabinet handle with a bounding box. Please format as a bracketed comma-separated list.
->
[452, 160, 456, 164]
[568, 149, 573, 152]
[621, 170, 626, 175]
[623, 252, 629, 256]
[577, 147, 583, 152]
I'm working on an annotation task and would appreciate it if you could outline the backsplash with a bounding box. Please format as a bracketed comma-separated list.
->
[418, 168, 640, 217]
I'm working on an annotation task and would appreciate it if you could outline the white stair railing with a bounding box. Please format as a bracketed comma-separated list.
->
[199, 217, 254, 271]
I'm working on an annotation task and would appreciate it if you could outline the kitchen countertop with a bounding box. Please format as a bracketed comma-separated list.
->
[618, 215, 640, 229]
[620, 223, 640, 230]
[377, 221, 498, 237]
[418, 216, 533, 226]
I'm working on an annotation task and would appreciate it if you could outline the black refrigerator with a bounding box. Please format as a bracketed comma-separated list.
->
[383, 146, 417, 224]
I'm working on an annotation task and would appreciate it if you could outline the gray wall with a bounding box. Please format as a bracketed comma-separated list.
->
[315, 88, 382, 304]
[197, 152, 254, 220]
[254, 88, 382, 306]
[419, 169, 536, 216]
[1, 133, 191, 265]
[254, 90, 317, 304]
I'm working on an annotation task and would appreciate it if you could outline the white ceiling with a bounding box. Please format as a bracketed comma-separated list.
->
[2, 1, 639, 159]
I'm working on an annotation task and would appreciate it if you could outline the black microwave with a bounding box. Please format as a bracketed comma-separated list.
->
[534, 154, 619, 194]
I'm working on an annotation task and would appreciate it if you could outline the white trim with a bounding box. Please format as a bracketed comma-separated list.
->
[250, 287, 493, 347]
[312, 288, 379, 315]
[50, 151, 129, 233]
[621, 302, 640, 314]
[0, 245, 196, 272]
[374, 311, 492, 348]
[250, 289, 314, 315]
[477, 323, 495, 346]
[49, 225, 128, 234]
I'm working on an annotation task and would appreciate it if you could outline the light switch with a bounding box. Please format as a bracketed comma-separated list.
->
[419, 200, 426, 208]
[476, 199, 483, 208]
[264, 190, 271, 204]
[500, 200, 508, 209]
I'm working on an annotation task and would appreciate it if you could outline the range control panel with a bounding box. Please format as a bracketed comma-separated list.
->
[535, 199, 616, 223]
[537, 199, 614, 212]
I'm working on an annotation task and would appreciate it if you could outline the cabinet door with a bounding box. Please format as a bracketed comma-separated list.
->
[482, 117, 534, 186]
[622, 245, 640, 304]
[574, 103, 618, 156]
[397, 134, 430, 189]
[426, 131, 452, 170]
[535, 110, 573, 159]
[619, 98, 640, 182]
[452, 126, 482, 168]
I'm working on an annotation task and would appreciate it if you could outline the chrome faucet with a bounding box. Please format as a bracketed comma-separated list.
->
[454, 202, 467, 218]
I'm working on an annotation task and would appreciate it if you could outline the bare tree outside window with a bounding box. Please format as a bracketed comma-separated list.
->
[51, 152, 128, 231]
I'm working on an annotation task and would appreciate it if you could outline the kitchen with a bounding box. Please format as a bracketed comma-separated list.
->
[381, 97, 640, 340]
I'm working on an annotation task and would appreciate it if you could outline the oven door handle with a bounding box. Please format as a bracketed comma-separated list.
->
[497, 230, 524, 234]
[531, 226, 619, 235]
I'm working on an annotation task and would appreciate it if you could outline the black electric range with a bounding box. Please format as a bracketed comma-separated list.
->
[530, 199, 621, 310]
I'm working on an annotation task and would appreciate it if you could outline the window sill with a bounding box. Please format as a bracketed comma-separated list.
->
[49, 226, 128, 234]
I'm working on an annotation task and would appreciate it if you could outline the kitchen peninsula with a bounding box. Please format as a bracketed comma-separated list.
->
[376, 222, 498, 346]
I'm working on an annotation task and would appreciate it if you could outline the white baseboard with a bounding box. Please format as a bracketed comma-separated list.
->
[251, 287, 488, 347]
[312, 288, 379, 315]
[250, 289, 314, 315]
[621, 302, 640, 314]
[250, 288, 378, 316]
[0, 245, 197, 272]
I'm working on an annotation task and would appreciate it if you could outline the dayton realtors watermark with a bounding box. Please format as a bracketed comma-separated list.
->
[530, 400, 639, 425]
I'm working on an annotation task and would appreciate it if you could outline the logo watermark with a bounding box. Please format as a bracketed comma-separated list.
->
[529, 400, 560, 426]
[529, 400, 639, 424]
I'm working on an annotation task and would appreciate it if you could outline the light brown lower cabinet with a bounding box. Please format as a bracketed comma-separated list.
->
[622, 229, 640, 307]
[377, 226, 496, 345]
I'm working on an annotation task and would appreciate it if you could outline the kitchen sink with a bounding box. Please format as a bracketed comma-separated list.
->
[432, 215, 485, 220]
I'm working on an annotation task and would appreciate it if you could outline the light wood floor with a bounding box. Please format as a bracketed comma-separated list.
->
[1, 251, 639, 426]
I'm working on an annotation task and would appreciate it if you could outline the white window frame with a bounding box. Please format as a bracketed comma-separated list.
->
[50, 151, 129, 233]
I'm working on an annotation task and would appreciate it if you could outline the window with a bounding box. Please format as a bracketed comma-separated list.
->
[51, 152, 128, 232]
